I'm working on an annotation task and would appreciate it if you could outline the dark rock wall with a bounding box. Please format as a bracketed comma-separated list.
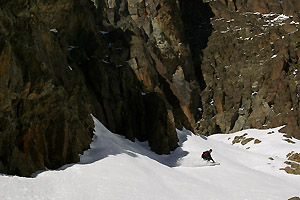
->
[0, 0, 201, 176]
[92, 0, 202, 149]
[0, 1, 99, 176]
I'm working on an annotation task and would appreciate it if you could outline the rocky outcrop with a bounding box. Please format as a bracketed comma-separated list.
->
[0, 0, 202, 176]
[282, 151, 300, 175]
[91, 0, 203, 150]
[0, 0, 101, 176]
[231, 133, 261, 146]
[289, 197, 300, 200]
[99, 0, 202, 130]
[203, 0, 300, 16]
[197, 0, 300, 139]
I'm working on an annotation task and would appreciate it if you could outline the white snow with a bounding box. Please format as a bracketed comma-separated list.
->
[261, 13, 276, 18]
[102, 56, 110, 64]
[0, 117, 300, 200]
[226, 19, 234, 23]
[50, 29, 58, 33]
[271, 14, 290, 23]
[291, 21, 300, 25]
[221, 30, 230, 34]
[271, 54, 278, 59]
[68, 46, 79, 51]
[100, 30, 109, 35]
[102, 60, 110, 64]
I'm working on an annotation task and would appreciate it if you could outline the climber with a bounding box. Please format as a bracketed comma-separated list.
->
[202, 149, 215, 163]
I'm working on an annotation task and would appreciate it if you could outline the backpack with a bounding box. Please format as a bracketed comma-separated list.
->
[202, 151, 207, 159]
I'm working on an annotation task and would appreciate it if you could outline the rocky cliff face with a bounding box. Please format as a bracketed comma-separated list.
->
[1, 0, 300, 176]
[0, 0, 201, 176]
[198, 0, 300, 139]
[0, 0, 99, 176]
[91, 0, 202, 151]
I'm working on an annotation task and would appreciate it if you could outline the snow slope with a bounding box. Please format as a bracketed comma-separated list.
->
[0, 116, 299, 200]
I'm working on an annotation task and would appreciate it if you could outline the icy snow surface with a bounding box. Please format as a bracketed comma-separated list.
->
[0, 117, 300, 200]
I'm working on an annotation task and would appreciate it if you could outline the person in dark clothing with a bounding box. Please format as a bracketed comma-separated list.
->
[202, 149, 215, 163]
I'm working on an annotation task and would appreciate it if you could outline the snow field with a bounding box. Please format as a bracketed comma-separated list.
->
[0, 117, 299, 200]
